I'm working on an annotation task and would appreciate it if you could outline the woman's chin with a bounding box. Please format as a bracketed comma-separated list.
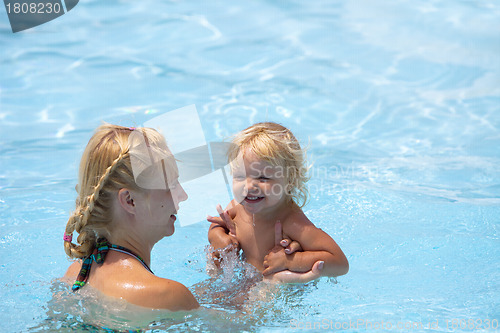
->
[167, 222, 175, 236]
[163, 215, 176, 236]
[166, 227, 175, 236]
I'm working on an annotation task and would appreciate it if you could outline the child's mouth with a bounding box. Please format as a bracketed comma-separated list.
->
[244, 196, 264, 203]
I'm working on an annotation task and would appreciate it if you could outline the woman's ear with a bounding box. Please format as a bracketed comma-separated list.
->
[118, 188, 136, 215]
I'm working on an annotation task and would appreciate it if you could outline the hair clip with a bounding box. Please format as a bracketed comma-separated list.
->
[129, 127, 136, 131]
[63, 233, 73, 242]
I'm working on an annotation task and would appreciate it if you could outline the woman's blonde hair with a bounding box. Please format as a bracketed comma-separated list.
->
[227, 122, 310, 207]
[63, 124, 165, 259]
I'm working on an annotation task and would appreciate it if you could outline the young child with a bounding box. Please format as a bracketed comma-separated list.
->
[208, 122, 348, 282]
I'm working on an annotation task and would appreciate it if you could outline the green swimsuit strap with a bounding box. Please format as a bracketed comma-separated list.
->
[72, 237, 153, 291]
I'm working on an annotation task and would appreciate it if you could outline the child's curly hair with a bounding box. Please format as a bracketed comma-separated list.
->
[227, 122, 310, 207]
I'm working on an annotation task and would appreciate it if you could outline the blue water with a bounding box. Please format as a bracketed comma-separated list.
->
[1, 0, 499, 332]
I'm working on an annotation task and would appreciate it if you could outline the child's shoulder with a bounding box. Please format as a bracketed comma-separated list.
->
[281, 203, 316, 232]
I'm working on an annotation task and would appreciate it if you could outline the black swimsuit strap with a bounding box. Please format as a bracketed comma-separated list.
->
[72, 237, 153, 291]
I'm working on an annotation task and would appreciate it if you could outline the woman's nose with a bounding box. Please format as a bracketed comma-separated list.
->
[177, 184, 188, 202]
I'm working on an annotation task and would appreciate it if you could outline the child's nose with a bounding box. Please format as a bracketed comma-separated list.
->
[246, 178, 258, 191]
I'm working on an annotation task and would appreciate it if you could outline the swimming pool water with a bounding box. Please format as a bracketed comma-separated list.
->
[1, 0, 499, 332]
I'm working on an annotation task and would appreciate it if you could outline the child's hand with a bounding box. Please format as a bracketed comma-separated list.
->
[262, 221, 291, 276]
[207, 204, 239, 267]
[262, 245, 288, 276]
[208, 231, 239, 252]
[207, 221, 239, 268]
[207, 204, 237, 237]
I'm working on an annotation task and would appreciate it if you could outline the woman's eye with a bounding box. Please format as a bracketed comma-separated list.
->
[259, 177, 270, 181]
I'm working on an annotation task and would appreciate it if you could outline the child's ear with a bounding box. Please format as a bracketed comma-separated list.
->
[118, 188, 136, 215]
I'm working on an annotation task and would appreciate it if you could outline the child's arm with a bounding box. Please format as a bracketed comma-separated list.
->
[261, 221, 323, 283]
[263, 218, 348, 278]
[208, 222, 238, 250]
[207, 203, 240, 266]
[207, 206, 306, 270]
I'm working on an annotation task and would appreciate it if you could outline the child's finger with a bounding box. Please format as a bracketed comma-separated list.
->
[214, 204, 237, 236]
[207, 215, 224, 225]
[262, 265, 275, 276]
[230, 240, 240, 249]
[222, 211, 237, 236]
[216, 204, 224, 217]
[217, 205, 231, 226]
[274, 221, 282, 246]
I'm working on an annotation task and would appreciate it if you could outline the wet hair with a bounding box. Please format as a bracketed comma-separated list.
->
[63, 124, 166, 259]
[227, 122, 310, 207]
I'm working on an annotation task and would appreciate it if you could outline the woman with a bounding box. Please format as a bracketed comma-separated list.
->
[62, 124, 199, 311]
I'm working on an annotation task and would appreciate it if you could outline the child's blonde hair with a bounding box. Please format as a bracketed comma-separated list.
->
[63, 124, 166, 259]
[227, 122, 309, 207]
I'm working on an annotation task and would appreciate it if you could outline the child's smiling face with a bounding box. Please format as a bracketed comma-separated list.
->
[232, 149, 289, 215]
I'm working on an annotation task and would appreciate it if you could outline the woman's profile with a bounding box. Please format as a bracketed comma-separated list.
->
[62, 124, 199, 311]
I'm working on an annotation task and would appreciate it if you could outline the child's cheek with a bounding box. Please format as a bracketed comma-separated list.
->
[262, 182, 275, 196]
[232, 180, 246, 199]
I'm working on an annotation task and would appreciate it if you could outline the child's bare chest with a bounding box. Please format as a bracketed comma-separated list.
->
[234, 216, 278, 271]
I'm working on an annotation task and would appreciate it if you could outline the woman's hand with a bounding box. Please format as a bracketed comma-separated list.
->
[279, 238, 303, 254]
[264, 260, 324, 283]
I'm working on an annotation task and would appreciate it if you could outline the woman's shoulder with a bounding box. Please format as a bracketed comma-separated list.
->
[136, 275, 199, 311]
[113, 273, 200, 311]
[61, 260, 81, 283]
[62, 260, 199, 311]
[104, 262, 199, 311]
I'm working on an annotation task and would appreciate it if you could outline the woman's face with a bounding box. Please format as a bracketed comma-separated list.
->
[136, 180, 188, 237]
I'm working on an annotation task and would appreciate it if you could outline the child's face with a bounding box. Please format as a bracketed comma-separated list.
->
[232, 149, 288, 215]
